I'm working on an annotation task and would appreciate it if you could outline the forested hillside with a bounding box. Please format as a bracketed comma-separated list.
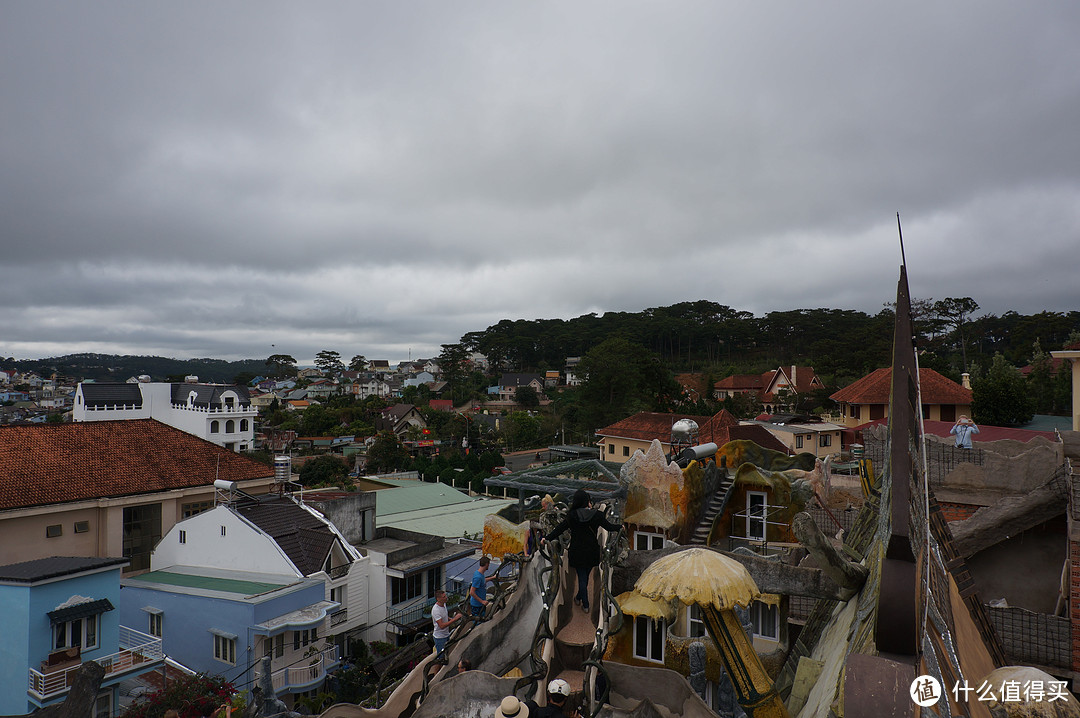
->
[4, 353, 265, 383]
[460, 300, 1080, 385]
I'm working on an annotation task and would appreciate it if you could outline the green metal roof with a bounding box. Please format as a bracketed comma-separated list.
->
[374, 479, 474, 516]
[379, 497, 516, 539]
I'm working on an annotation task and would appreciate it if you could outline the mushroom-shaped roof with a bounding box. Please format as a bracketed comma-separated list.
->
[634, 547, 759, 610]
[616, 590, 677, 621]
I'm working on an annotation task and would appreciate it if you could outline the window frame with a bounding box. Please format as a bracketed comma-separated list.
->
[633, 615, 665, 663]
[213, 634, 237, 665]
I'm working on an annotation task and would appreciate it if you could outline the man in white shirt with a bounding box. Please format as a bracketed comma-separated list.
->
[431, 589, 461, 662]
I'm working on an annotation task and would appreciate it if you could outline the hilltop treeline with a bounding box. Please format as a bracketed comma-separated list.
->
[4, 353, 266, 383]
[461, 300, 1080, 384]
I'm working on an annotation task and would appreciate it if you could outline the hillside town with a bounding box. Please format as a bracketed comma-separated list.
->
[3, 281, 1080, 718]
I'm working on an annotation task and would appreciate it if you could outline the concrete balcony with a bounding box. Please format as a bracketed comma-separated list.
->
[29, 627, 162, 701]
[255, 645, 340, 693]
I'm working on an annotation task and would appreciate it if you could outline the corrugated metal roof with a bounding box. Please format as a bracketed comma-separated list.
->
[374, 479, 475, 516]
[379, 498, 516, 539]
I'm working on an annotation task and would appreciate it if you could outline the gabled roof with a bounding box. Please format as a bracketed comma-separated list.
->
[381, 403, 419, 422]
[714, 373, 765, 391]
[0, 419, 273, 511]
[830, 367, 972, 405]
[761, 365, 822, 399]
[499, 373, 543, 388]
[233, 496, 338, 576]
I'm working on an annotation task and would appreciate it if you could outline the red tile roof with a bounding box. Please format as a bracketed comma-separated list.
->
[830, 368, 971, 405]
[597, 410, 741, 446]
[854, 419, 1056, 444]
[0, 419, 273, 511]
[714, 374, 765, 391]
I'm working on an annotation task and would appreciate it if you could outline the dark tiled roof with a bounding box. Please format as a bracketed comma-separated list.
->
[0, 420, 273, 511]
[170, 383, 251, 407]
[79, 382, 143, 408]
[597, 412, 714, 442]
[830, 368, 972, 405]
[234, 496, 337, 576]
[0, 556, 128, 583]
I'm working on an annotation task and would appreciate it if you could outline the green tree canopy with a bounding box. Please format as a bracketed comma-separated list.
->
[266, 353, 298, 378]
[299, 454, 351, 487]
[349, 354, 368, 372]
[366, 431, 411, 473]
[972, 353, 1034, 426]
[315, 350, 345, 375]
[578, 337, 678, 431]
[514, 384, 540, 408]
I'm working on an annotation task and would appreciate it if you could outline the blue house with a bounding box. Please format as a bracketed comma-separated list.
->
[117, 566, 339, 706]
[0, 556, 163, 715]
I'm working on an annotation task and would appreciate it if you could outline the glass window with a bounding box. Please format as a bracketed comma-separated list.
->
[746, 492, 767, 540]
[427, 566, 443, 598]
[74, 521, 90, 533]
[214, 634, 236, 664]
[54, 614, 99, 651]
[182, 501, 213, 518]
[149, 613, 162, 638]
[46, 524, 62, 538]
[633, 616, 664, 662]
[795, 435, 804, 449]
[687, 604, 706, 638]
[750, 601, 779, 640]
[123, 504, 162, 572]
[819, 434, 831, 447]
[635, 531, 665, 551]
[391, 574, 423, 604]
[622, 445, 630, 456]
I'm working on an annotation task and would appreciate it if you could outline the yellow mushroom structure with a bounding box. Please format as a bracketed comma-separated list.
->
[634, 547, 790, 718]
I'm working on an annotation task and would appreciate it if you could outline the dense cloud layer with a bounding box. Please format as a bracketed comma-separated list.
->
[2, 2, 1078, 363]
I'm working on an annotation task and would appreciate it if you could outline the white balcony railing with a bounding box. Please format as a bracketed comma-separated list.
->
[28, 627, 163, 700]
[255, 645, 340, 693]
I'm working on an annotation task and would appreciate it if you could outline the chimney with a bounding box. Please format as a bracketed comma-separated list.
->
[961, 372, 971, 389]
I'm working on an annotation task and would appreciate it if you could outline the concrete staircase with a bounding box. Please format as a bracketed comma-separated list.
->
[690, 471, 735, 545]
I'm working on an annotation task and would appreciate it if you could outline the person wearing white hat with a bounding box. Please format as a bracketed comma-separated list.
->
[524, 679, 574, 718]
[494, 696, 529, 718]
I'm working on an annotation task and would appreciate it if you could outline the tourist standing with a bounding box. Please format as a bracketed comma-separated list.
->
[544, 489, 621, 613]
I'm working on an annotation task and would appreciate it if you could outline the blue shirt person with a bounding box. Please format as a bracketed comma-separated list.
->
[469, 555, 491, 616]
[950, 416, 980, 448]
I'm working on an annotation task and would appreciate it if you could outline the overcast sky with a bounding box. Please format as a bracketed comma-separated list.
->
[2, 3, 1079, 365]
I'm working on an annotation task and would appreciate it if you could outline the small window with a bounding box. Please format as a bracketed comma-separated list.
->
[220, 525, 227, 537]
[275, 633, 284, 658]
[751, 600, 779, 640]
[635, 531, 665, 551]
[46, 524, 63, 538]
[795, 435, 804, 449]
[240, 419, 249, 432]
[149, 613, 162, 638]
[633, 616, 665, 662]
[622, 445, 630, 456]
[210, 420, 220, 433]
[179, 530, 187, 544]
[74, 521, 90, 534]
[214, 634, 236, 664]
[607, 444, 614, 455]
[687, 604, 706, 638]
[819, 434, 831, 447]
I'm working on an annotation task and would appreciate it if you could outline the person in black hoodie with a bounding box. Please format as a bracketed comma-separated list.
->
[544, 489, 621, 612]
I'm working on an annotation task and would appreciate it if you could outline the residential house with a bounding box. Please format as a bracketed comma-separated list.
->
[748, 415, 845, 458]
[72, 381, 258, 452]
[349, 376, 392, 400]
[297, 368, 324, 380]
[829, 367, 972, 430]
[713, 365, 824, 414]
[376, 404, 426, 437]
[0, 556, 162, 715]
[1, 390, 31, 403]
[0, 420, 276, 570]
[305, 379, 338, 400]
[0, 369, 13, 384]
[403, 371, 436, 388]
[118, 567, 337, 708]
[596, 411, 789, 464]
[496, 373, 544, 402]
[249, 391, 283, 410]
[543, 370, 560, 388]
[287, 400, 312, 412]
[368, 360, 391, 374]
[125, 495, 368, 699]
[564, 357, 582, 387]
[361, 526, 477, 646]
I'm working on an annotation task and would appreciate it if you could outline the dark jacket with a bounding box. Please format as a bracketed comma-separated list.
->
[547, 506, 621, 568]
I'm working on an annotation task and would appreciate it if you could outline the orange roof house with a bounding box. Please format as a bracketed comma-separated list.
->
[829, 367, 972, 428]
[0, 419, 275, 569]
[596, 410, 788, 463]
[714, 365, 824, 414]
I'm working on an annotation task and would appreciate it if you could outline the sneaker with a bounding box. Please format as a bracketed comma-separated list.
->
[573, 597, 582, 606]
[581, 603, 589, 613]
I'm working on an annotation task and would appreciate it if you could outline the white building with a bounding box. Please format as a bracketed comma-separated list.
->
[72, 381, 257, 451]
[151, 494, 372, 657]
